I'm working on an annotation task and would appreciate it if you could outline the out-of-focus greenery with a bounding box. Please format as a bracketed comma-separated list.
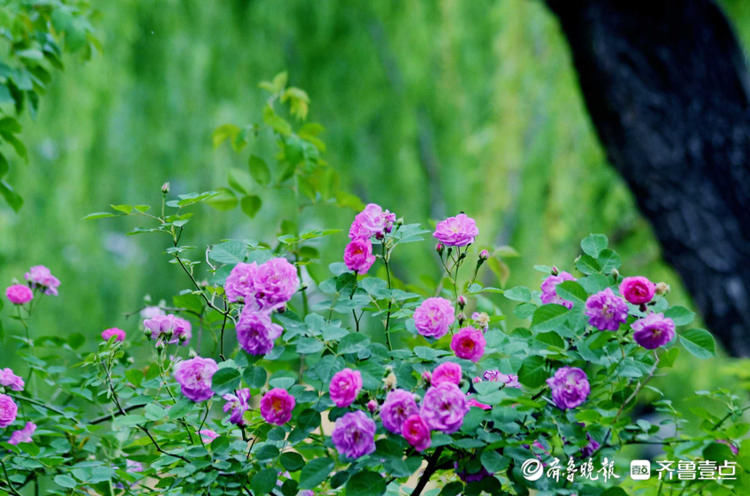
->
[1, 0, 749, 420]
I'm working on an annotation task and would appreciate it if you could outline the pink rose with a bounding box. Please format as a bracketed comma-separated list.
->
[5, 285, 33, 305]
[343, 239, 376, 275]
[450, 327, 486, 362]
[102, 328, 126, 342]
[0, 394, 18, 428]
[401, 414, 431, 451]
[431, 362, 462, 386]
[619, 276, 656, 305]
[260, 389, 296, 425]
[329, 368, 363, 408]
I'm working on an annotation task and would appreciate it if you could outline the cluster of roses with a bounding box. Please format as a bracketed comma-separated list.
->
[343, 203, 396, 274]
[4, 264, 61, 305]
[0, 368, 37, 446]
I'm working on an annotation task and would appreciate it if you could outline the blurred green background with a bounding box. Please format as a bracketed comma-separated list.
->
[2, 0, 750, 416]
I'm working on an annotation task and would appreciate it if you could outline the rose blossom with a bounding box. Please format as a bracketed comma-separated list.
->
[433, 213, 479, 247]
[223, 388, 251, 425]
[143, 314, 192, 345]
[173, 357, 218, 402]
[420, 383, 469, 433]
[632, 313, 676, 349]
[478, 370, 521, 389]
[540, 271, 577, 309]
[413, 297, 455, 339]
[8, 422, 36, 445]
[450, 327, 486, 362]
[251, 257, 299, 310]
[126, 459, 144, 473]
[380, 389, 419, 434]
[331, 410, 376, 459]
[0, 368, 24, 392]
[581, 432, 601, 457]
[224, 262, 257, 303]
[619, 276, 656, 305]
[471, 311, 490, 330]
[401, 414, 431, 451]
[24, 265, 60, 296]
[585, 288, 629, 331]
[547, 367, 590, 410]
[101, 328, 126, 342]
[366, 400, 378, 413]
[343, 238, 376, 275]
[431, 362, 462, 386]
[349, 203, 396, 240]
[0, 394, 18, 428]
[260, 389, 295, 425]
[5, 285, 32, 305]
[236, 305, 283, 356]
[329, 368, 363, 408]
[200, 429, 218, 444]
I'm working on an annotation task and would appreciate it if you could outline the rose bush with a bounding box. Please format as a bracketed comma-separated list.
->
[1, 75, 749, 495]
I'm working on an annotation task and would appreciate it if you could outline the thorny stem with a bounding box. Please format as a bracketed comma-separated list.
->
[382, 242, 393, 351]
[411, 447, 444, 496]
[1, 459, 21, 496]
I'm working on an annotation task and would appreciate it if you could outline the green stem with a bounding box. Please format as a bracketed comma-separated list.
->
[382, 243, 393, 351]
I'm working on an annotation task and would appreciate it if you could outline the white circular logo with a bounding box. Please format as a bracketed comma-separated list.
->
[521, 458, 544, 481]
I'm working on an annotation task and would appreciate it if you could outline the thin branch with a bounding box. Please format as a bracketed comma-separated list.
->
[90, 403, 146, 425]
[411, 447, 444, 496]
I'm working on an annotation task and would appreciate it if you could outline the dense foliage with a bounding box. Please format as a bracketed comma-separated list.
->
[1, 79, 748, 495]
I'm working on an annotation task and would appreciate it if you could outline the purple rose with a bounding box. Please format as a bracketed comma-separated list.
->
[0, 368, 24, 392]
[420, 383, 469, 433]
[252, 258, 299, 310]
[224, 262, 257, 303]
[431, 362, 462, 387]
[236, 305, 283, 356]
[144, 314, 192, 345]
[450, 327, 486, 362]
[585, 288, 629, 331]
[402, 414, 431, 451]
[101, 328, 126, 342]
[632, 313, 675, 349]
[223, 388, 251, 425]
[413, 297, 455, 339]
[433, 213, 479, 247]
[260, 389, 295, 425]
[24, 265, 60, 296]
[581, 432, 601, 457]
[8, 422, 36, 445]
[329, 368, 363, 408]
[619, 276, 656, 305]
[380, 389, 419, 434]
[5, 285, 33, 305]
[349, 203, 396, 240]
[547, 367, 590, 410]
[540, 271, 577, 309]
[478, 370, 521, 389]
[173, 356, 218, 402]
[343, 238, 376, 275]
[0, 394, 18, 428]
[332, 411, 376, 459]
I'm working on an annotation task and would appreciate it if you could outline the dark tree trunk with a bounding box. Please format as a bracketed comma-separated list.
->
[545, 0, 750, 355]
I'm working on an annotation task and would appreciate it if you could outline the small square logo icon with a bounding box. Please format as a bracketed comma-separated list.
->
[630, 460, 651, 480]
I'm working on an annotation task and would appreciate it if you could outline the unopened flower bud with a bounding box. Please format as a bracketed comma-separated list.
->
[422, 370, 432, 384]
[384, 372, 397, 390]
[611, 268, 620, 281]
[655, 282, 670, 295]
[479, 249, 490, 261]
[551, 265, 559, 276]
[161, 182, 170, 194]
[472, 376, 482, 383]
[457, 295, 467, 308]
[276, 304, 286, 314]
[435, 242, 444, 255]
[366, 400, 378, 413]
[376, 232, 385, 240]
[457, 312, 466, 324]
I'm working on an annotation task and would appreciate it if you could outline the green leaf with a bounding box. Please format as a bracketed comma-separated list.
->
[503, 286, 531, 302]
[345, 470, 386, 496]
[337, 333, 370, 354]
[0, 179, 23, 211]
[145, 403, 168, 421]
[249, 155, 271, 186]
[209, 240, 247, 265]
[240, 195, 262, 218]
[296, 337, 324, 354]
[555, 281, 587, 303]
[575, 254, 600, 275]
[212, 123, 241, 148]
[480, 450, 507, 472]
[205, 187, 238, 211]
[169, 397, 194, 419]
[82, 212, 119, 220]
[581, 234, 608, 258]
[243, 366, 267, 389]
[54, 474, 77, 489]
[530, 304, 568, 332]
[250, 468, 277, 495]
[439, 482, 464, 496]
[211, 367, 241, 395]
[664, 306, 696, 326]
[518, 355, 547, 388]
[678, 328, 716, 359]
[280, 452, 305, 472]
[112, 415, 146, 429]
[298, 458, 335, 489]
